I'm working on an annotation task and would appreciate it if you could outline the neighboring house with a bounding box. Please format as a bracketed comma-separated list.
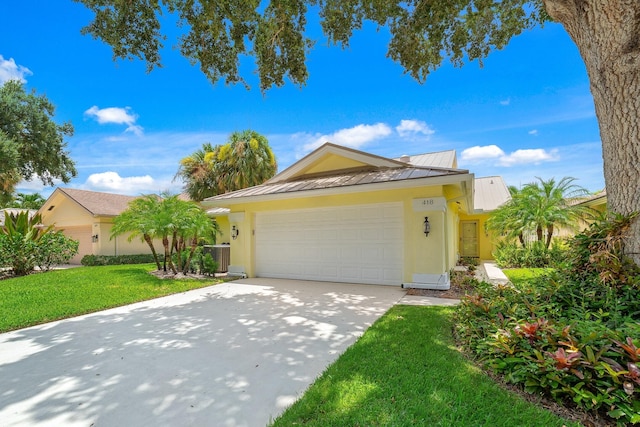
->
[202, 143, 510, 289]
[38, 188, 160, 264]
[577, 189, 607, 213]
[555, 189, 607, 239]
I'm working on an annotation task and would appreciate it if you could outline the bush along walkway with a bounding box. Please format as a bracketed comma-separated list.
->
[271, 305, 579, 427]
[455, 214, 640, 426]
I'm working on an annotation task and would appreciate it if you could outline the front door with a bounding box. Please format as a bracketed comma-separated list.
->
[460, 221, 479, 258]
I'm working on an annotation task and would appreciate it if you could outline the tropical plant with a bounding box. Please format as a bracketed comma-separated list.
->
[487, 177, 592, 249]
[35, 231, 79, 271]
[0, 211, 77, 276]
[110, 194, 163, 270]
[175, 142, 219, 201]
[112, 194, 219, 274]
[9, 193, 46, 210]
[526, 177, 593, 248]
[176, 130, 277, 201]
[455, 213, 640, 424]
[216, 130, 277, 192]
[486, 185, 529, 246]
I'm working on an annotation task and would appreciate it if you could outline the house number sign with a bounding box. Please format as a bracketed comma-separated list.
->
[412, 197, 447, 212]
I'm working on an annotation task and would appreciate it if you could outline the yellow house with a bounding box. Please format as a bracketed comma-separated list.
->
[202, 143, 510, 289]
[459, 176, 511, 260]
[39, 188, 161, 264]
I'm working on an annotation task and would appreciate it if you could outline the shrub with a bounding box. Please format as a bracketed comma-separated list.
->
[80, 254, 157, 266]
[201, 253, 218, 276]
[35, 231, 79, 271]
[494, 240, 568, 269]
[0, 211, 78, 276]
[456, 214, 640, 424]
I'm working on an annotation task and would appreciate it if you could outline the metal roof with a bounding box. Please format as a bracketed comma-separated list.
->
[210, 166, 468, 201]
[395, 150, 457, 168]
[473, 176, 511, 212]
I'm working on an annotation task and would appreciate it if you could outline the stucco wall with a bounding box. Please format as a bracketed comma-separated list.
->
[458, 212, 495, 260]
[222, 185, 461, 283]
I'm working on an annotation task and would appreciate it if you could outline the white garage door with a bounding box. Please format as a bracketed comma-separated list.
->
[255, 203, 404, 285]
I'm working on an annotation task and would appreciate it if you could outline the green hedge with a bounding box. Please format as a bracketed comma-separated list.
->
[80, 254, 157, 266]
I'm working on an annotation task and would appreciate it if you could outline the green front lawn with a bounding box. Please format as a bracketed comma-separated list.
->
[0, 264, 218, 333]
[271, 305, 579, 427]
[503, 267, 554, 285]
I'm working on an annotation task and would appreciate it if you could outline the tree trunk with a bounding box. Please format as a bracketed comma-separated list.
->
[183, 236, 198, 274]
[543, 0, 640, 266]
[162, 235, 170, 272]
[536, 225, 543, 243]
[143, 233, 161, 270]
[168, 231, 178, 274]
[545, 225, 554, 249]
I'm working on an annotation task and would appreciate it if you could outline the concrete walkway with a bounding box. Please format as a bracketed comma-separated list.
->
[0, 278, 421, 427]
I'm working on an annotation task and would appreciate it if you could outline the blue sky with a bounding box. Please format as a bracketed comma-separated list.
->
[1, 2, 604, 198]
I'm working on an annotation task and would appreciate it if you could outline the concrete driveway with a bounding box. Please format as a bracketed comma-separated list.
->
[0, 278, 406, 427]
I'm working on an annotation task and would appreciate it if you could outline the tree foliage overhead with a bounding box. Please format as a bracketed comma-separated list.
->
[74, 0, 545, 91]
[0, 81, 77, 200]
[177, 130, 277, 201]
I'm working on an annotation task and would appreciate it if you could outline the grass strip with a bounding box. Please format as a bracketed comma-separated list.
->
[271, 305, 579, 427]
[0, 264, 216, 333]
[503, 268, 554, 285]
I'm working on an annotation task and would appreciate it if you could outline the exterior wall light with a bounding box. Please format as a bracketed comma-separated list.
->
[92, 234, 99, 243]
[423, 217, 431, 237]
[231, 225, 239, 240]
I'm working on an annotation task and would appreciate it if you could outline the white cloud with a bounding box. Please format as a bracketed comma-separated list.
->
[460, 144, 559, 167]
[302, 123, 392, 153]
[84, 171, 155, 193]
[0, 55, 32, 84]
[528, 129, 539, 136]
[395, 119, 435, 138]
[84, 105, 144, 136]
[460, 145, 506, 161]
[499, 148, 559, 166]
[500, 98, 511, 106]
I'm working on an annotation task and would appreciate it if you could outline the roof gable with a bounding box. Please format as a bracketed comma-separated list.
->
[203, 143, 475, 208]
[268, 143, 405, 184]
[41, 188, 138, 217]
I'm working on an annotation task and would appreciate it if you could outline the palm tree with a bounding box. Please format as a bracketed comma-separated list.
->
[154, 195, 218, 274]
[487, 177, 594, 248]
[175, 142, 219, 201]
[11, 193, 46, 210]
[176, 130, 277, 201]
[217, 130, 277, 191]
[527, 177, 593, 248]
[110, 195, 163, 270]
[486, 186, 529, 247]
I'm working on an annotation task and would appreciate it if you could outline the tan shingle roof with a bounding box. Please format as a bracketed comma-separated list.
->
[58, 188, 138, 216]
